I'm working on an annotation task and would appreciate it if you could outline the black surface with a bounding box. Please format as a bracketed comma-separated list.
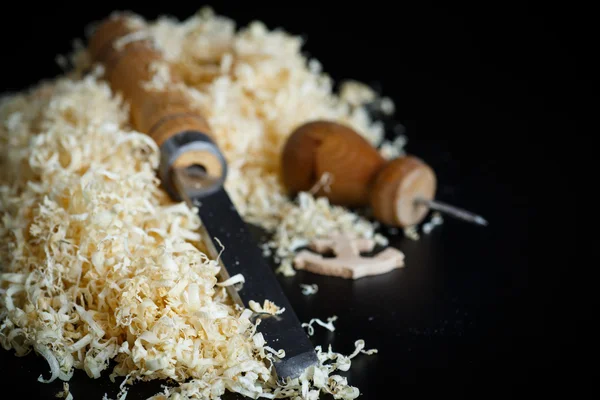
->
[0, 1, 574, 397]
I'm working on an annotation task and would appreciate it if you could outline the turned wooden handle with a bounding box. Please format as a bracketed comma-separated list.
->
[88, 14, 226, 200]
[281, 120, 387, 207]
[281, 120, 438, 228]
[369, 156, 436, 227]
[88, 14, 212, 147]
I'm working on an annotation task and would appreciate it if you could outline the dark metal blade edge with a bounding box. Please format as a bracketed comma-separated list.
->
[178, 186, 318, 379]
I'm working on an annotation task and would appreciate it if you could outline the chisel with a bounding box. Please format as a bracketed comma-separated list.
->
[88, 13, 318, 380]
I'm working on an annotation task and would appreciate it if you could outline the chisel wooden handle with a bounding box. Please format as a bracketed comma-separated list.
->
[88, 14, 227, 199]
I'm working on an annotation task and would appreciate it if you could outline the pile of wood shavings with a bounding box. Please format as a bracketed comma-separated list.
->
[0, 7, 393, 400]
[134, 7, 401, 275]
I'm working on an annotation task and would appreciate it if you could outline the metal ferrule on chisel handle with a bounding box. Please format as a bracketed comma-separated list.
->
[159, 130, 228, 201]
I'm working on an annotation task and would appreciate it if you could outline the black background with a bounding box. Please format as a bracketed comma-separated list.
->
[0, 1, 576, 397]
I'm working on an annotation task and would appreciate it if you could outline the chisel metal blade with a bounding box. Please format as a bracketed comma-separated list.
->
[172, 166, 319, 380]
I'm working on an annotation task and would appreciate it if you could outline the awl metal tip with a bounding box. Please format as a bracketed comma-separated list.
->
[473, 215, 489, 226]
[416, 197, 488, 227]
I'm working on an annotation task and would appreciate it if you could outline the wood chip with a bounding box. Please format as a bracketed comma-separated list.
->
[293, 234, 404, 279]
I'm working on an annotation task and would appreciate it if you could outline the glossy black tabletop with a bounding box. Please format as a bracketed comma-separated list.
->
[0, 2, 569, 397]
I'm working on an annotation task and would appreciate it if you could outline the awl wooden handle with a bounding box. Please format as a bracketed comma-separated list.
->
[88, 14, 227, 199]
[281, 120, 437, 228]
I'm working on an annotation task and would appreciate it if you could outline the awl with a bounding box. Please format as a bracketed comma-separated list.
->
[88, 13, 318, 380]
